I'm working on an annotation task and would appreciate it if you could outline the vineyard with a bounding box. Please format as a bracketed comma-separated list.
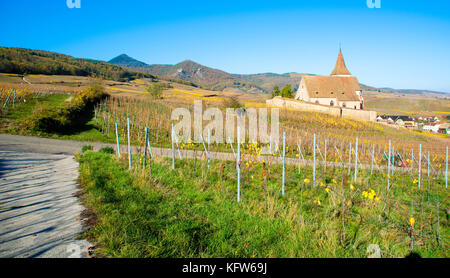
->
[93, 95, 449, 169]
[1, 88, 449, 257]
[82, 94, 450, 257]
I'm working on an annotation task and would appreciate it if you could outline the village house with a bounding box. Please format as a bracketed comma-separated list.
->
[422, 116, 440, 123]
[377, 115, 415, 128]
[438, 123, 450, 134]
[422, 123, 441, 133]
[294, 49, 364, 110]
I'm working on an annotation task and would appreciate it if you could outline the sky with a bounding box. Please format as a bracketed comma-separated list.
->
[1, 0, 450, 92]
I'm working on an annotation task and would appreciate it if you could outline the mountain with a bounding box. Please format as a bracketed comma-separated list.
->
[0, 47, 155, 82]
[109, 56, 266, 93]
[109, 54, 148, 68]
[109, 55, 311, 93]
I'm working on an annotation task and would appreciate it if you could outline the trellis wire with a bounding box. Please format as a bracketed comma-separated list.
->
[228, 137, 236, 159]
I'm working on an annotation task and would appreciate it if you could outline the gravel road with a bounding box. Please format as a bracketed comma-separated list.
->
[0, 151, 91, 258]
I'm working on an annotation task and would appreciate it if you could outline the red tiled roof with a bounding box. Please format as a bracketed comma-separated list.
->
[331, 49, 351, 76]
[303, 75, 361, 101]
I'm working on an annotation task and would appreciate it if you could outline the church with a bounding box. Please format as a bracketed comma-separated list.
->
[294, 49, 364, 110]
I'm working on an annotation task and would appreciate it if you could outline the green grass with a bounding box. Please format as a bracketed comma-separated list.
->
[77, 151, 449, 258]
[0, 93, 112, 143]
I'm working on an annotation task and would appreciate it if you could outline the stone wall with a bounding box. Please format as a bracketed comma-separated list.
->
[266, 96, 377, 122]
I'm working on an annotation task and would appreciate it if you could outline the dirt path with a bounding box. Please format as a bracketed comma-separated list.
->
[0, 133, 402, 173]
[0, 151, 91, 258]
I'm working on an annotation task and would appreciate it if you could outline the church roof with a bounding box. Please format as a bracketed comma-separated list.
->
[303, 75, 361, 101]
[330, 49, 351, 76]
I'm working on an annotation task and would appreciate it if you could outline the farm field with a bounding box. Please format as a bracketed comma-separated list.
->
[364, 90, 450, 119]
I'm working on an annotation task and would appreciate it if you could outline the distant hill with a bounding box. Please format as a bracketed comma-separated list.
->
[379, 87, 450, 95]
[109, 54, 148, 68]
[109, 56, 267, 93]
[109, 55, 314, 94]
[0, 47, 155, 82]
[234, 72, 309, 93]
[3, 48, 445, 97]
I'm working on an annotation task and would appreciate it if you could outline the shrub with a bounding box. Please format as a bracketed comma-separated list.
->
[82, 145, 93, 153]
[99, 146, 115, 154]
[222, 96, 243, 109]
[145, 83, 163, 99]
[29, 85, 106, 133]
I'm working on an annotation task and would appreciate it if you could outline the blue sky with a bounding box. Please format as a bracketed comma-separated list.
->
[1, 0, 449, 92]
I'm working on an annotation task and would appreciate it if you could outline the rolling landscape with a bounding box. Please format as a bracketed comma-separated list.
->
[1, 45, 449, 259]
[0, 1, 449, 266]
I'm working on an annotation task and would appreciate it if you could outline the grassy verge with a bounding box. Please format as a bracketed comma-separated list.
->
[0, 88, 112, 142]
[77, 151, 449, 258]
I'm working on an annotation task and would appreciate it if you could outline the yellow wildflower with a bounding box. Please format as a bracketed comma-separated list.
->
[409, 217, 415, 227]
[314, 198, 321, 206]
[325, 188, 330, 193]
[304, 178, 311, 184]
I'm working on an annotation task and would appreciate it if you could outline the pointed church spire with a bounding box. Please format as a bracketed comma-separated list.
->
[331, 49, 351, 76]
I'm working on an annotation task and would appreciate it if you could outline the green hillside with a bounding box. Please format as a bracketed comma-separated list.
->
[0, 47, 155, 82]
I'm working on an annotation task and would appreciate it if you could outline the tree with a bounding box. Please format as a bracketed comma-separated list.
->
[281, 84, 294, 98]
[146, 83, 163, 99]
[222, 96, 243, 109]
[271, 85, 280, 98]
